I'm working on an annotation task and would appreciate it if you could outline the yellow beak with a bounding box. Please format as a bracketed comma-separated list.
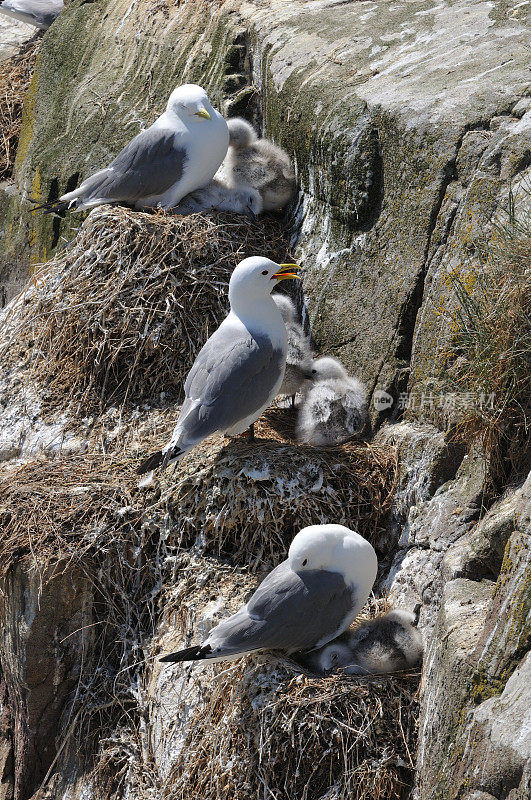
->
[195, 108, 211, 120]
[272, 263, 301, 281]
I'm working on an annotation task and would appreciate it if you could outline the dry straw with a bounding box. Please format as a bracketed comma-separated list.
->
[162, 661, 419, 800]
[0, 37, 39, 180]
[161, 408, 398, 566]
[1, 206, 289, 410]
[0, 433, 401, 799]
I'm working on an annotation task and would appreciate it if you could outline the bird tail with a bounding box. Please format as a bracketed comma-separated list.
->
[159, 644, 212, 663]
[29, 197, 72, 214]
[136, 445, 184, 475]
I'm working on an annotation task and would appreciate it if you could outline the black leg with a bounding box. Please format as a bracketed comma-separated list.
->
[291, 395, 296, 408]
[248, 423, 255, 441]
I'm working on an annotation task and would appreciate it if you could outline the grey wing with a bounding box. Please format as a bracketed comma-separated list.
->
[78, 128, 187, 204]
[176, 327, 284, 443]
[207, 563, 355, 656]
[2, 0, 61, 25]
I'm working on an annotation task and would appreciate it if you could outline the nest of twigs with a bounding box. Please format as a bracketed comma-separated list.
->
[160, 658, 419, 800]
[156, 407, 398, 566]
[0, 37, 39, 180]
[0, 451, 145, 573]
[1, 205, 289, 410]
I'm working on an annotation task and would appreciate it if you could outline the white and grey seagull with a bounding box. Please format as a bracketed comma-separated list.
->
[159, 524, 378, 664]
[33, 84, 229, 212]
[0, 0, 62, 29]
[137, 256, 300, 475]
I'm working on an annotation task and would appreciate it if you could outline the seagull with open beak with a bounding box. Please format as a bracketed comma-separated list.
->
[137, 257, 301, 476]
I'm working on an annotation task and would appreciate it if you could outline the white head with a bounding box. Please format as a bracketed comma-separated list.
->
[166, 84, 215, 121]
[228, 257, 300, 309]
[272, 293, 297, 324]
[228, 117, 257, 149]
[309, 356, 348, 382]
[288, 524, 377, 590]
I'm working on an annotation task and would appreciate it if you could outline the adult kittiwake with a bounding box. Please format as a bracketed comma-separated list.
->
[159, 524, 378, 663]
[137, 257, 300, 475]
[304, 607, 424, 675]
[33, 84, 229, 212]
[0, 0, 62, 29]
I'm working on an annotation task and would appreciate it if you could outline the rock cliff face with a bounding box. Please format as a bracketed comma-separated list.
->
[0, 2, 529, 799]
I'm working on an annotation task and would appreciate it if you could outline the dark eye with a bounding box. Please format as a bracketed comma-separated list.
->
[312, 369, 317, 374]
[262, 270, 268, 275]
[302, 558, 308, 566]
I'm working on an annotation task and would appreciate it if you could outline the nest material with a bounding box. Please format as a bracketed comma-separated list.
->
[0, 440, 401, 798]
[161, 659, 418, 800]
[108, 557, 415, 800]
[1, 206, 289, 410]
[0, 452, 144, 573]
[0, 38, 39, 180]
[161, 407, 398, 566]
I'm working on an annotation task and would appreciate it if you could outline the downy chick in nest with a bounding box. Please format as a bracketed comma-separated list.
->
[272, 293, 314, 406]
[173, 177, 263, 217]
[296, 356, 368, 445]
[224, 117, 297, 212]
[304, 607, 424, 676]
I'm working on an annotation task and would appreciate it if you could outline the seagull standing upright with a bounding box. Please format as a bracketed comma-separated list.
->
[137, 257, 300, 475]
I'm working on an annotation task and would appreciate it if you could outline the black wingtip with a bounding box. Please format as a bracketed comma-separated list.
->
[137, 450, 164, 475]
[137, 446, 184, 475]
[30, 199, 70, 214]
[159, 644, 211, 663]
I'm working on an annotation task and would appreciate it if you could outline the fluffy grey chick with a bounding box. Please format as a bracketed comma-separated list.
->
[173, 178, 263, 217]
[272, 294, 313, 406]
[296, 356, 368, 445]
[225, 118, 297, 211]
[305, 607, 424, 676]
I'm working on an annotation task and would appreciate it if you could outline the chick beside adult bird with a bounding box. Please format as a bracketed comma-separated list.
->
[304, 607, 424, 676]
[224, 117, 296, 211]
[33, 84, 229, 213]
[137, 257, 300, 476]
[272, 293, 313, 405]
[172, 177, 263, 217]
[296, 356, 368, 445]
[159, 524, 378, 664]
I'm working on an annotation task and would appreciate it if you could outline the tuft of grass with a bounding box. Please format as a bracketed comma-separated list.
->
[444, 188, 531, 486]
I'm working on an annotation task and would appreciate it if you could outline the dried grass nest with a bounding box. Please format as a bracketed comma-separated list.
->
[0, 441, 402, 800]
[0, 37, 39, 180]
[161, 660, 419, 800]
[0, 206, 289, 410]
[0, 407, 398, 572]
[160, 407, 399, 564]
[0, 451, 144, 574]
